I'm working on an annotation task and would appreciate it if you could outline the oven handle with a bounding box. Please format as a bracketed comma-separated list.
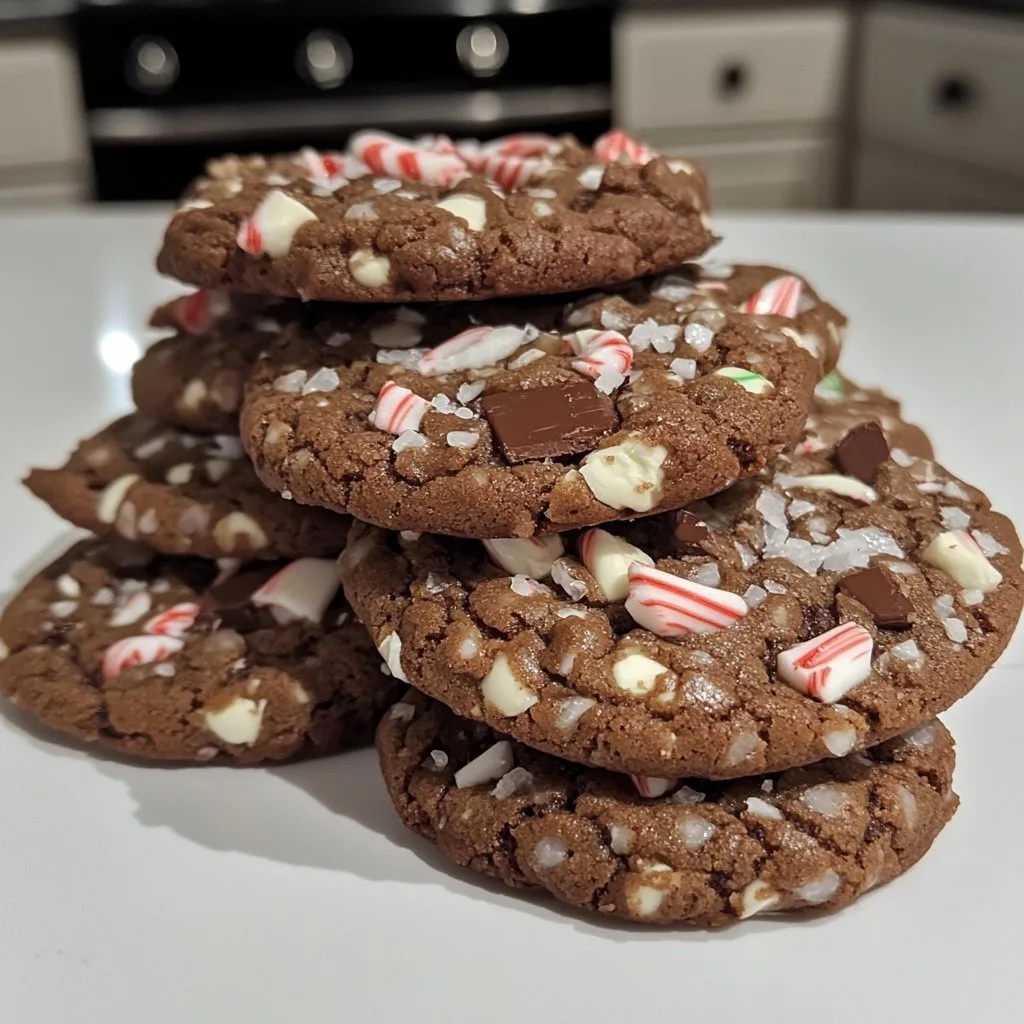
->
[88, 85, 611, 144]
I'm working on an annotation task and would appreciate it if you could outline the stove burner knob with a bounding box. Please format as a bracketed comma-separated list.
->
[456, 23, 508, 78]
[126, 36, 179, 94]
[297, 30, 353, 90]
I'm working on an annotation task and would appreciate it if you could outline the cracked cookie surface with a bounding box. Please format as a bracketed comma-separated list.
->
[156, 133, 714, 303]
[239, 263, 839, 538]
[25, 415, 352, 560]
[378, 692, 957, 926]
[0, 539, 402, 762]
[343, 385, 1021, 778]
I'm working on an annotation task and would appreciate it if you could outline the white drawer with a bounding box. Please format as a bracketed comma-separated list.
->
[859, 4, 1024, 176]
[616, 9, 850, 132]
[0, 34, 85, 169]
[854, 143, 1024, 213]
[663, 135, 838, 210]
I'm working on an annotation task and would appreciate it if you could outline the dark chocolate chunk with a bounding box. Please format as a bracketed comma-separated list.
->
[834, 422, 889, 483]
[838, 567, 914, 630]
[480, 382, 615, 464]
[673, 510, 710, 553]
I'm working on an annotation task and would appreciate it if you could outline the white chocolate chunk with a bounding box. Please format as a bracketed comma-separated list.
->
[378, 632, 408, 682]
[55, 574, 81, 599]
[212, 512, 269, 552]
[348, 249, 391, 288]
[204, 696, 268, 745]
[921, 530, 1003, 593]
[776, 473, 878, 504]
[483, 536, 563, 579]
[454, 739, 513, 789]
[796, 869, 840, 905]
[745, 796, 783, 821]
[628, 885, 665, 918]
[578, 528, 654, 601]
[434, 193, 487, 231]
[579, 438, 667, 512]
[801, 784, 849, 818]
[612, 651, 670, 696]
[738, 880, 780, 919]
[481, 653, 538, 716]
[251, 558, 339, 624]
[252, 190, 317, 257]
[96, 474, 140, 524]
[178, 379, 209, 412]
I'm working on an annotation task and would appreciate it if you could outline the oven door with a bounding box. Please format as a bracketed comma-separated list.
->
[76, 4, 614, 201]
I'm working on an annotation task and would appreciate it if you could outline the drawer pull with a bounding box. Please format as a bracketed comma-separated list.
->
[718, 62, 749, 99]
[934, 75, 976, 112]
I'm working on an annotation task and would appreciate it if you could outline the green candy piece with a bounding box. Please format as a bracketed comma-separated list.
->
[814, 370, 845, 403]
[714, 366, 774, 395]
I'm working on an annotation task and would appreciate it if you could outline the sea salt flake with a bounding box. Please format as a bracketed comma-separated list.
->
[392, 430, 427, 452]
[940, 506, 971, 531]
[735, 542, 757, 569]
[890, 639, 924, 667]
[446, 431, 479, 449]
[424, 573, 448, 594]
[669, 357, 697, 381]
[683, 322, 714, 353]
[491, 767, 534, 799]
[933, 594, 955, 620]
[599, 309, 629, 332]
[972, 530, 1008, 558]
[764, 579, 787, 594]
[943, 481, 969, 500]
[943, 617, 968, 643]
[456, 381, 486, 404]
[507, 348, 544, 370]
[551, 559, 587, 601]
[890, 447, 916, 468]
[510, 575, 540, 596]
[594, 369, 625, 394]
[301, 367, 339, 395]
[743, 584, 768, 609]
[555, 696, 594, 730]
[650, 275, 694, 303]
[376, 347, 428, 368]
[453, 407, 475, 420]
[424, 750, 449, 770]
[961, 589, 984, 606]
[667, 784, 706, 805]
[788, 499, 816, 519]
[273, 369, 308, 393]
[691, 562, 721, 587]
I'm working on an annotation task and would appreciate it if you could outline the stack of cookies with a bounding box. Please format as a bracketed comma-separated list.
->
[4, 130, 1021, 925]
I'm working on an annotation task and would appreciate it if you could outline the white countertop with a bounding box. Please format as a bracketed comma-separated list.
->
[1, 210, 1021, 1024]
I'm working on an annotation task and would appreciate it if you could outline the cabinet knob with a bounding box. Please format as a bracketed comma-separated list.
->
[456, 23, 508, 78]
[297, 30, 353, 90]
[717, 61, 749, 99]
[934, 75, 976, 112]
[126, 36, 179, 94]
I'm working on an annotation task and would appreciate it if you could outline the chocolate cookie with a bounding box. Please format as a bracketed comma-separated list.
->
[133, 293, 276, 433]
[240, 264, 838, 538]
[0, 539, 402, 762]
[342, 388, 1022, 779]
[157, 130, 714, 303]
[378, 692, 957, 926]
[25, 415, 351, 560]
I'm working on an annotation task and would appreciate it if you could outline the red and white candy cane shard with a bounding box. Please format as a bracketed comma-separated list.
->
[369, 381, 430, 435]
[251, 558, 340, 624]
[482, 133, 555, 159]
[777, 622, 874, 703]
[417, 134, 458, 155]
[143, 602, 200, 639]
[625, 562, 747, 637]
[349, 130, 467, 187]
[237, 218, 263, 255]
[568, 330, 634, 381]
[298, 146, 349, 189]
[416, 324, 527, 376]
[475, 154, 551, 191]
[740, 275, 803, 318]
[593, 129, 657, 165]
[631, 775, 676, 799]
[102, 634, 185, 681]
[173, 289, 229, 334]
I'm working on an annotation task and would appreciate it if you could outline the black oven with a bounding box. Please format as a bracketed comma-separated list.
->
[73, 0, 615, 201]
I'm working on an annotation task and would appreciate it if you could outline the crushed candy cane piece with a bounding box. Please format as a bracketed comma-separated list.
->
[369, 381, 430, 435]
[567, 329, 634, 381]
[740, 275, 802, 317]
[350, 130, 467, 186]
[142, 602, 199, 638]
[631, 775, 676, 798]
[594, 129, 656, 165]
[714, 366, 774, 394]
[102, 634, 184, 681]
[625, 562, 747, 637]
[777, 622, 873, 702]
[417, 324, 527, 375]
[251, 558, 339, 624]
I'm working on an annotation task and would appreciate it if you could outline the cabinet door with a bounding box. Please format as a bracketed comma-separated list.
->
[0, 34, 85, 169]
[854, 143, 1024, 213]
[662, 135, 837, 210]
[860, 3, 1024, 176]
[616, 9, 849, 132]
